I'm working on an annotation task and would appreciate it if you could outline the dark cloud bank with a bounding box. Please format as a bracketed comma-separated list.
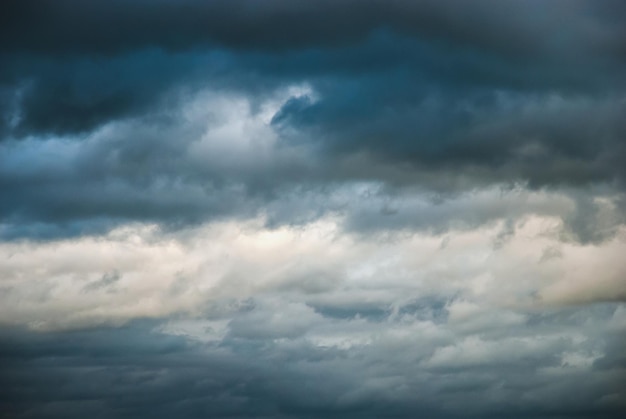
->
[1, 305, 625, 419]
[0, 0, 625, 239]
[1, 1, 626, 418]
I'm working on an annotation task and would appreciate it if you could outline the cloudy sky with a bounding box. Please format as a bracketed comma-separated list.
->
[1, 1, 625, 418]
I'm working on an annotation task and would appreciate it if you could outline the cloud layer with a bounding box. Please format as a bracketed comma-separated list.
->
[1, 1, 625, 418]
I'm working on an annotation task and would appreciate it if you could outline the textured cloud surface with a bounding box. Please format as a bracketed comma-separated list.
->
[1, 1, 625, 418]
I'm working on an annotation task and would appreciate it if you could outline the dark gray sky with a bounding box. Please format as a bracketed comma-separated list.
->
[1, 1, 625, 418]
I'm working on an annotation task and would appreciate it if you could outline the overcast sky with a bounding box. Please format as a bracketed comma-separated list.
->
[1, 1, 625, 418]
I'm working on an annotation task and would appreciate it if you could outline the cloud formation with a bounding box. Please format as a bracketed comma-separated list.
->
[1, 1, 625, 418]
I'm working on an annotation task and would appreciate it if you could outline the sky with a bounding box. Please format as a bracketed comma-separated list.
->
[0, 1, 625, 418]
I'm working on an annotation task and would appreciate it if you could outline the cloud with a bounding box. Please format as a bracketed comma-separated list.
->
[1, 85, 625, 241]
[1, 298, 624, 418]
[1, 216, 624, 331]
[0, 2, 624, 243]
[2, 0, 624, 60]
[1, 0, 624, 139]
[82, 270, 121, 293]
[1, 2, 626, 417]
[272, 84, 626, 188]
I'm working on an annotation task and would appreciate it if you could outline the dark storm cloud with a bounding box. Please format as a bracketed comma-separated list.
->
[0, 50, 235, 136]
[0, 0, 625, 238]
[1, 0, 625, 136]
[277, 91, 626, 195]
[0, 322, 442, 419]
[1, 303, 625, 419]
[2, 0, 625, 61]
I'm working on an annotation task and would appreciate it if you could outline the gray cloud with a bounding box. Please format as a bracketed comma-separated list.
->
[1, 2, 624, 237]
[1, 3, 626, 416]
[1, 85, 625, 241]
[2, 1, 624, 62]
[1, 301, 624, 418]
[1, 0, 624, 136]
[82, 271, 121, 293]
